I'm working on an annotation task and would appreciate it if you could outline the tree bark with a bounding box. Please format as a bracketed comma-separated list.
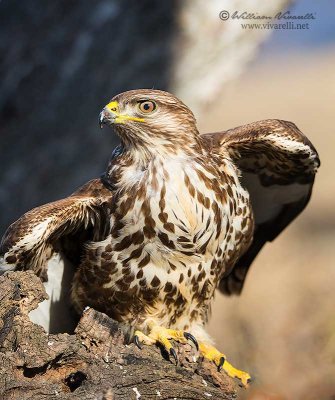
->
[0, 271, 238, 400]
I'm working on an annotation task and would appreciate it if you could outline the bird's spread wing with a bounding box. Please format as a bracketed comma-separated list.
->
[201, 119, 320, 295]
[0, 178, 112, 280]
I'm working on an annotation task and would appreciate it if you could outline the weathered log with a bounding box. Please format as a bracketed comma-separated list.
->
[0, 271, 238, 399]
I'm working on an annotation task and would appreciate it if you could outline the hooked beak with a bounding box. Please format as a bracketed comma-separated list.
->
[99, 110, 111, 129]
[99, 100, 145, 129]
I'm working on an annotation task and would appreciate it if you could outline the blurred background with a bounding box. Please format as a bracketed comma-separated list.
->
[1, 0, 334, 398]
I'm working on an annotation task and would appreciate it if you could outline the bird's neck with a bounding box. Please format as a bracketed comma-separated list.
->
[123, 131, 203, 161]
[103, 136, 206, 191]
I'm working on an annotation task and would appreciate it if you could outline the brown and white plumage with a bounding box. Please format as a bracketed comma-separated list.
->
[0, 90, 319, 358]
[201, 119, 320, 295]
[1, 179, 112, 279]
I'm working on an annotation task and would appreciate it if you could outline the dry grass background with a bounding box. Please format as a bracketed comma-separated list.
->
[197, 48, 335, 399]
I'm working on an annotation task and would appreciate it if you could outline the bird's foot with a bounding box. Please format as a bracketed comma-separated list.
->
[134, 322, 198, 364]
[134, 323, 250, 388]
[199, 342, 251, 388]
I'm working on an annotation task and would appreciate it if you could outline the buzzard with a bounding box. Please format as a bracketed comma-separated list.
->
[0, 89, 320, 386]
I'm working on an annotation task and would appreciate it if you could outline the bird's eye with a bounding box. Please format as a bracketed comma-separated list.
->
[138, 101, 156, 113]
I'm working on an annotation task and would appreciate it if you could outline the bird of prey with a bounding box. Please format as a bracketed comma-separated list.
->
[0, 89, 320, 386]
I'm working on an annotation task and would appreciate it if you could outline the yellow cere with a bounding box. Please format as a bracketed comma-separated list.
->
[106, 101, 119, 112]
[105, 100, 145, 124]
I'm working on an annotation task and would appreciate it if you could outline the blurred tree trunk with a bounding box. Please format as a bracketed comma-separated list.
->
[0, 0, 178, 233]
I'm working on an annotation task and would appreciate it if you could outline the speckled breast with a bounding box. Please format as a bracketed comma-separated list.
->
[72, 155, 252, 329]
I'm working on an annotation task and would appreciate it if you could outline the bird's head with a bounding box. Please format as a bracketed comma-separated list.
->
[99, 89, 199, 153]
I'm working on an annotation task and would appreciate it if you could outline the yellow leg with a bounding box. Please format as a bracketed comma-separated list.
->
[134, 322, 198, 363]
[199, 342, 251, 387]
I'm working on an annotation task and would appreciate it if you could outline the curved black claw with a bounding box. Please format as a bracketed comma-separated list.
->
[170, 347, 178, 365]
[218, 356, 225, 372]
[238, 376, 254, 388]
[134, 335, 142, 350]
[183, 332, 199, 351]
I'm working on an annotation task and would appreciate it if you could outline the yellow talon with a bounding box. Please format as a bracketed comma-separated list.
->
[199, 342, 251, 387]
[134, 324, 198, 364]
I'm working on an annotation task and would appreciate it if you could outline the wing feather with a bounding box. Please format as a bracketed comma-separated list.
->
[0, 178, 112, 280]
[201, 119, 320, 295]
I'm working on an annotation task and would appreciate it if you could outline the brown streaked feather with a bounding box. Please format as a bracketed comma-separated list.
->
[0, 178, 112, 280]
[201, 119, 320, 295]
[202, 119, 319, 183]
[219, 183, 313, 295]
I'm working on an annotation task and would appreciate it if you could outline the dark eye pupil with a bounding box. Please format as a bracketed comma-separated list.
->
[143, 103, 150, 110]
